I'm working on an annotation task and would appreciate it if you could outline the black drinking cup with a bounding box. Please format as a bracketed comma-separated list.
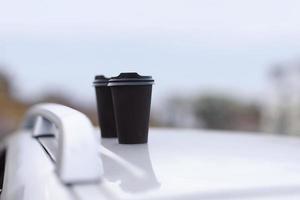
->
[94, 75, 117, 138]
[108, 73, 154, 144]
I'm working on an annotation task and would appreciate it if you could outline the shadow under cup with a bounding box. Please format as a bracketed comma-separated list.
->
[94, 75, 117, 138]
[108, 73, 154, 144]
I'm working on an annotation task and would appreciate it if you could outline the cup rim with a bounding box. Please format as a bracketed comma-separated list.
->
[108, 81, 154, 87]
[108, 72, 154, 86]
[93, 75, 110, 86]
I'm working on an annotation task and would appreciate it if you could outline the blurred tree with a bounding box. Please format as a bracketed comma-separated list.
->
[0, 69, 99, 134]
[0, 70, 28, 134]
[0, 72, 11, 98]
[194, 95, 261, 132]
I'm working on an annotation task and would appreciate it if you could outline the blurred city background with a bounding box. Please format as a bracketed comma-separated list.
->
[1, 0, 300, 136]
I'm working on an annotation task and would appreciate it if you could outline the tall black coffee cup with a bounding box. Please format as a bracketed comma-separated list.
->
[94, 75, 117, 138]
[108, 73, 154, 144]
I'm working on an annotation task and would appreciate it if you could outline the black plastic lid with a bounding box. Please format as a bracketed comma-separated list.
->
[93, 75, 109, 86]
[108, 72, 154, 86]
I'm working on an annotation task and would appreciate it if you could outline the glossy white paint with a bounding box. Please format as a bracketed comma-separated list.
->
[23, 104, 103, 184]
[1, 132, 74, 200]
[73, 128, 300, 200]
[3, 122, 300, 199]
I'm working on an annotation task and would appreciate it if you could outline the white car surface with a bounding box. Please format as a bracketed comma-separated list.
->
[1, 104, 300, 200]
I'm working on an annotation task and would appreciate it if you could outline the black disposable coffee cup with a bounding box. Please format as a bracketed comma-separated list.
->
[108, 73, 154, 144]
[94, 75, 117, 138]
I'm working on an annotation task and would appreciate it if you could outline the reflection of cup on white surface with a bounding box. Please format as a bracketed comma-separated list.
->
[101, 138, 160, 193]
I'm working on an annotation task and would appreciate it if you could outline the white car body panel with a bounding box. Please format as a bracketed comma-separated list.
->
[3, 128, 300, 199]
[1, 132, 74, 200]
[74, 128, 300, 200]
[2, 104, 300, 199]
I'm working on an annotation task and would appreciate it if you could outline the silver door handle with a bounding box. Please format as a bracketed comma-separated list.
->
[22, 103, 103, 184]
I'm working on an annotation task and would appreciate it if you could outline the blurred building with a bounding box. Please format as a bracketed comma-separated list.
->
[262, 63, 300, 135]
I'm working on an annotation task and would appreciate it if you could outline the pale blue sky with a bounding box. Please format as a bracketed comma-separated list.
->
[1, 0, 300, 105]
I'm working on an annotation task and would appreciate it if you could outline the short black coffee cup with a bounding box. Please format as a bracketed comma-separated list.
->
[94, 75, 117, 138]
[108, 73, 154, 144]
